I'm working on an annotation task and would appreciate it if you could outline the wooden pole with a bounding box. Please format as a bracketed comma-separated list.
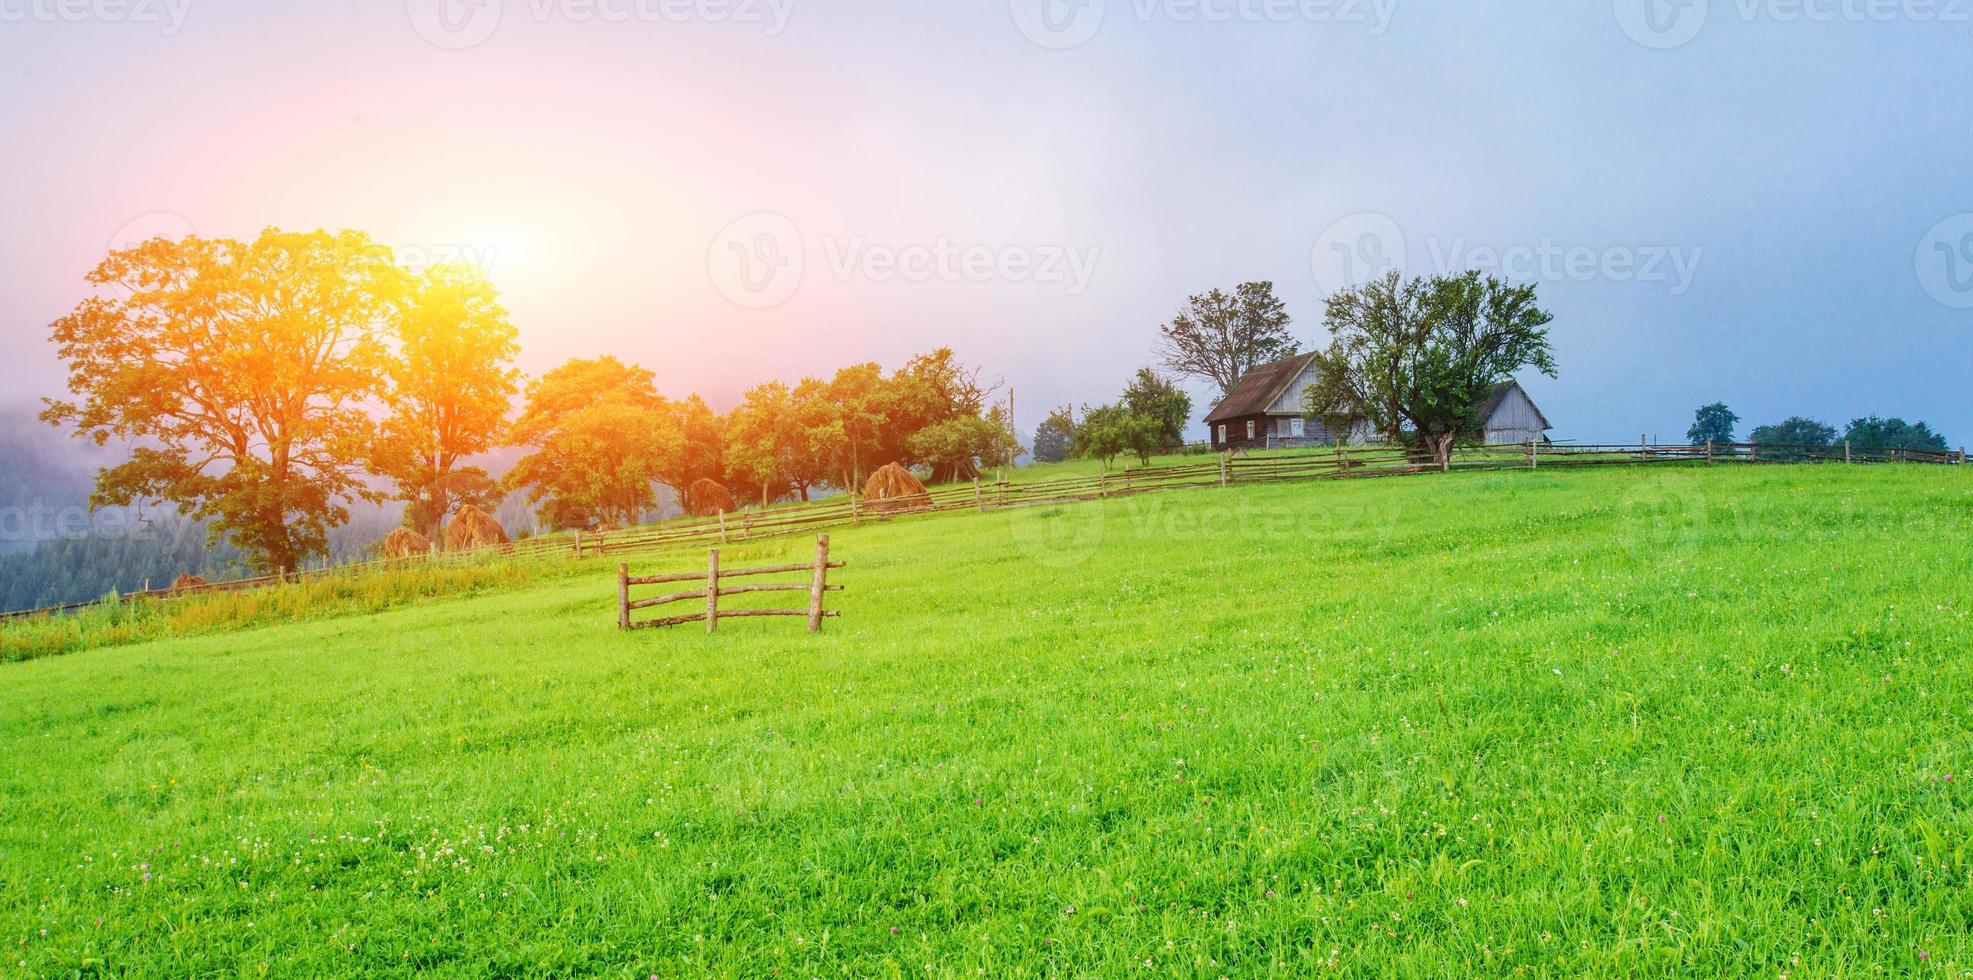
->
[1706, 439, 1714, 464]
[974, 478, 983, 513]
[1529, 439, 1538, 470]
[850, 493, 860, 524]
[807, 534, 830, 634]
[719, 512, 729, 544]
[1219, 453, 1229, 486]
[705, 550, 720, 634]
[573, 531, 582, 558]
[1845, 440, 1852, 464]
[617, 563, 630, 630]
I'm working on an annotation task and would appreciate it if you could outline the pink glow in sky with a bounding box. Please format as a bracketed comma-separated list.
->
[4, 2, 1971, 441]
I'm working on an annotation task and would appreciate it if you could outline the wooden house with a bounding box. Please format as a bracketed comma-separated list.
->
[1203, 353, 1552, 450]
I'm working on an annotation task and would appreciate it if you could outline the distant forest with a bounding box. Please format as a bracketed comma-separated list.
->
[0, 409, 544, 613]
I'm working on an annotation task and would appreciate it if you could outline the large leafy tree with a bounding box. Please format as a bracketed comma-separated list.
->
[1032, 406, 1075, 464]
[506, 356, 669, 528]
[1686, 402, 1738, 445]
[42, 229, 397, 573]
[906, 412, 1021, 483]
[369, 263, 519, 540]
[1843, 417, 1949, 452]
[1154, 281, 1298, 397]
[1305, 271, 1556, 468]
[1120, 368, 1193, 448]
[1074, 404, 1162, 467]
[723, 381, 799, 509]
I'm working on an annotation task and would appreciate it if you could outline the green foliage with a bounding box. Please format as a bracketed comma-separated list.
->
[42, 229, 401, 573]
[1119, 368, 1193, 448]
[1307, 271, 1556, 466]
[1031, 405, 1075, 464]
[1073, 403, 1162, 466]
[505, 357, 673, 528]
[1153, 281, 1298, 396]
[1750, 416, 1837, 448]
[1843, 416, 1949, 452]
[1686, 402, 1738, 445]
[369, 263, 520, 539]
[5, 465, 1972, 974]
[905, 415, 1020, 483]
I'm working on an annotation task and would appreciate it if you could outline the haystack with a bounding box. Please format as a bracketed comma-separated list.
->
[170, 573, 207, 590]
[380, 527, 432, 558]
[443, 505, 511, 552]
[686, 478, 736, 517]
[861, 462, 931, 512]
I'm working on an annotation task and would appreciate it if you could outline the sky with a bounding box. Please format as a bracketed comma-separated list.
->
[1, 0, 1970, 445]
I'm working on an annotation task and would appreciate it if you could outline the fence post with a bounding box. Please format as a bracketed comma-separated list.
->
[617, 563, 630, 631]
[1529, 439, 1538, 470]
[1845, 440, 1852, 464]
[850, 493, 860, 524]
[1099, 470, 1107, 498]
[705, 549, 720, 634]
[719, 511, 729, 544]
[807, 534, 830, 634]
[1219, 453, 1229, 486]
[573, 531, 582, 558]
[973, 478, 983, 513]
[1960, 446, 1967, 465]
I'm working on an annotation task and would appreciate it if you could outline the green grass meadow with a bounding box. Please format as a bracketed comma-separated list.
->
[3, 464, 1972, 976]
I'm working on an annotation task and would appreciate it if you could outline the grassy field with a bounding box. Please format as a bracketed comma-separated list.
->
[3, 463, 1971, 976]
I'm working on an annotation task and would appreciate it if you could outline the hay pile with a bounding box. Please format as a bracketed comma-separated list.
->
[861, 462, 931, 512]
[686, 478, 736, 517]
[380, 527, 432, 558]
[443, 505, 511, 552]
[170, 573, 207, 591]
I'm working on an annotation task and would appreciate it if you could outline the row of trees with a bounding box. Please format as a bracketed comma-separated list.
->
[506, 349, 1017, 529]
[1688, 403, 1951, 452]
[1032, 369, 1194, 468]
[44, 229, 1016, 574]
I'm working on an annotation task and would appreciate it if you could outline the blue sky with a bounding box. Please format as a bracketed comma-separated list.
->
[1, 0, 1969, 444]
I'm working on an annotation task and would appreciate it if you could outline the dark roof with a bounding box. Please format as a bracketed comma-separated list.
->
[1476, 380, 1552, 431]
[1203, 352, 1317, 424]
[1206, 359, 1552, 432]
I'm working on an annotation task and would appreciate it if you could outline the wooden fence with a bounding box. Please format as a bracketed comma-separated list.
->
[617, 534, 844, 633]
[4, 439, 1964, 624]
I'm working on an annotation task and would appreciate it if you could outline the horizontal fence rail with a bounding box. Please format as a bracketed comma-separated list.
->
[618, 534, 844, 633]
[4, 439, 1964, 624]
